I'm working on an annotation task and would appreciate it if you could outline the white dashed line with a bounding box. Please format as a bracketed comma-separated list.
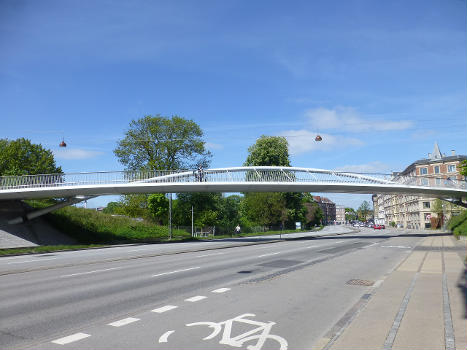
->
[108, 317, 140, 327]
[60, 267, 123, 278]
[362, 242, 378, 249]
[152, 305, 178, 313]
[51, 333, 90, 345]
[258, 252, 281, 258]
[196, 252, 224, 258]
[381, 245, 412, 249]
[211, 288, 231, 293]
[152, 266, 200, 277]
[185, 295, 207, 302]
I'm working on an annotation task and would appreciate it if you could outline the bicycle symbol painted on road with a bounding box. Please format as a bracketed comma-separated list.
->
[185, 313, 288, 350]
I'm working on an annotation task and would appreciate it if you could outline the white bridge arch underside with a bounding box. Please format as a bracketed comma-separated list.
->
[0, 166, 465, 200]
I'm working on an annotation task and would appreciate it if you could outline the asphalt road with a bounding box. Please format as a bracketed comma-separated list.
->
[0, 226, 426, 350]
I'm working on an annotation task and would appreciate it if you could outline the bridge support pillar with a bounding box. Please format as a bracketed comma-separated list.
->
[8, 196, 94, 224]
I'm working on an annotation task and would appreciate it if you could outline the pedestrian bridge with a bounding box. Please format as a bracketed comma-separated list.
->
[1, 166, 466, 200]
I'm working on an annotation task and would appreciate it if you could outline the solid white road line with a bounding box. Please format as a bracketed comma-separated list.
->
[8, 258, 57, 264]
[152, 305, 178, 313]
[51, 333, 91, 345]
[185, 295, 207, 302]
[152, 266, 200, 277]
[108, 317, 140, 327]
[258, 252, 281, 258]
[211, 288, 231, 293]
[196, 252, 224, 258]
[60, 267, 123, 278]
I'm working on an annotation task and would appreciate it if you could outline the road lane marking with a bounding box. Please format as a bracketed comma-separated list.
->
[211, 288, 230, 293]
[185, 295, 207, 302]
[108, 317, 140, 327]
[60, 267, 123, 278]
[8, 258, 57, 264]
[362, 242, 378, 249]
[152, 305, 178, 313]
[196, 252, 224, 258]
[51, 333, 90, 345]
[381, 245, 412, 249]
[258, 252, 281, 258]
[159, 330, 175, 343]
[152, 266, 200, 277]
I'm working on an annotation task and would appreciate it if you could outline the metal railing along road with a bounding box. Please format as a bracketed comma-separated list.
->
[0, 166, 466, 192]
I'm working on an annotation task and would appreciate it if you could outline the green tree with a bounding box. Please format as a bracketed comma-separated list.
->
[173, 192, 221, 226]
[357, 201, 372, 221]
[459, 160, 467, 177]
[242, 192, 286, 226]
[147, 193, 169, 225]
[0, 138, 62, 176]
[119, 194, 150, 218]
[244, 135, 290, 167]
[303, 201, 323, 227]
[217, 195, 242, 230]
[243, 135, 292, 227]
[345, 207, 357, 222]
[114, 115, 211, 171]
[102, 201, 125, 215]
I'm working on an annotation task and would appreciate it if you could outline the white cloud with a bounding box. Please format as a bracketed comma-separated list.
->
[205, 142, 224, 150]
[53, 148, 104, 160]
[334, 161, 392, 174]
[281, 129, 363, 155]
[305, 107, 413, 133]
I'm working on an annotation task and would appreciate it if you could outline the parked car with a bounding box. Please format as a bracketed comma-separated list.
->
[372, 224, 382, 230]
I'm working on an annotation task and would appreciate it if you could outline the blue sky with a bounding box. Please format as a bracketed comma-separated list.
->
[1, 0, 466, 208]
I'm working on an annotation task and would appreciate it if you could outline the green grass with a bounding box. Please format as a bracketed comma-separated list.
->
[45, 206, 191, 244]
[447, 210, 467, 237]
[0, 202, 325, 256]
[0, 245, 107, 256]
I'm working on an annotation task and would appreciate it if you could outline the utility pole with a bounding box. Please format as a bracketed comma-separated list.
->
[168, 193, 172, 240]
[191, 206, 194, 237]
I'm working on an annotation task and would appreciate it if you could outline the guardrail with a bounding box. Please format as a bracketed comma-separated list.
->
[0, 167, 465, 191]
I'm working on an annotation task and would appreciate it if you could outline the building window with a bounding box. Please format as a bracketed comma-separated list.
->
[434, 166, 440, 174]
[421, 178, 429, 186]
[435, 178, 441, 185]
[424, 213, 431, 221]
[420, 167, 428, 175]
[447, 164, 456, 173]
[425, 222, 431, 229]
[423, 202, 430, 209]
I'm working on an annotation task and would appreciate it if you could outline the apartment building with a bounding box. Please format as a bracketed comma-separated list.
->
[373, 143, 466, 229]
[313, 196, 336, 225]
[335, 205, 345, 224]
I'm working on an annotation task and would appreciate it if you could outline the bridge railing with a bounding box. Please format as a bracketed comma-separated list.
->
[0, 167, 466, 191]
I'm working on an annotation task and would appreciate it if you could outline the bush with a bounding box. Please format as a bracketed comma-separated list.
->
[447, 211, 467, 237]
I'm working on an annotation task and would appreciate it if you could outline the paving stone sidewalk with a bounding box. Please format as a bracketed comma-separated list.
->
[323, 234, 467, 350]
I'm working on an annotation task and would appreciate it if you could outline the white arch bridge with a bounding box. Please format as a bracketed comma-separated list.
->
[1, 166, 466, 223]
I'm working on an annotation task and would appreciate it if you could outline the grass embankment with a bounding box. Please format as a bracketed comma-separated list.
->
[448, 210, 467, 237]
[0, 203, 324, 256]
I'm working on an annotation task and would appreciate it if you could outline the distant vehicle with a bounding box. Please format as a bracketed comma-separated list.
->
[380, 224, 385, 229]
[373, 224, 382, 230]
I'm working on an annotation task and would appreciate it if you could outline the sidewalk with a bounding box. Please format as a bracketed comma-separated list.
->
[322, 233, 467, 350]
